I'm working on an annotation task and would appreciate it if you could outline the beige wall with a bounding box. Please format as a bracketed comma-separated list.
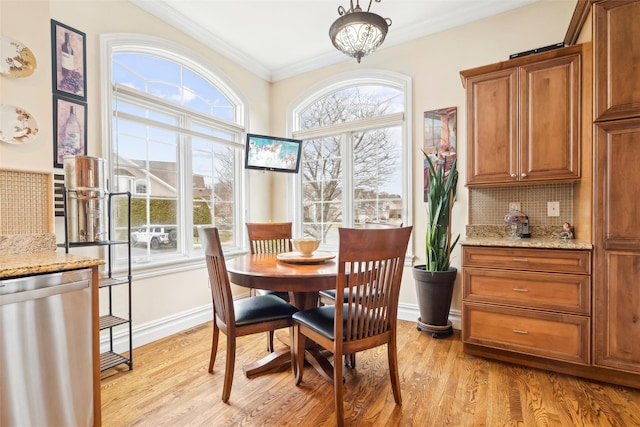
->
[0, 0, 273, 339]
[0, 0, 578, 342]
[271, 0, 577, 309]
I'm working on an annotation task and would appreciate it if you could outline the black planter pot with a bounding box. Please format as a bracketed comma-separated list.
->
[412, 266, 457, 338]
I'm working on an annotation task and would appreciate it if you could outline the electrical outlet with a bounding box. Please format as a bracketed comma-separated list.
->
[509, 202, 521, 211]
[547, 201, 560, 217]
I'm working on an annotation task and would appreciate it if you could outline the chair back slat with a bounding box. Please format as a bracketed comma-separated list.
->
[199, 227, 235, 331]
[246, 222, 293, 254]
[336, 227, 412, 343]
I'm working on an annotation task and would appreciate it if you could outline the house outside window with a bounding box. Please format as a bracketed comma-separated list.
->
[102, 35, 247, 270]
[290, 71, 412, 250]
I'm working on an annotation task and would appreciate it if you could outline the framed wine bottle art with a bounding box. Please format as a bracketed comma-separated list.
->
[53, 95, 87, 169]
[51, 20, 86, 100]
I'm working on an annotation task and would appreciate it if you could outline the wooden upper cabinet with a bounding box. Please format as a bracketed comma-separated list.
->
[594, 0, 640, 122]
[461, 45, 582, 186]
[464, 68, 518, 185]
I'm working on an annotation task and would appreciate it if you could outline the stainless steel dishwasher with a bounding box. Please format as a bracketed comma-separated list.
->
[0, 268, 93, 427]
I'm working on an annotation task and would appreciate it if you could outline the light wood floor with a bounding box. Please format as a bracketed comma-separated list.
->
[100, 320, 640, 427]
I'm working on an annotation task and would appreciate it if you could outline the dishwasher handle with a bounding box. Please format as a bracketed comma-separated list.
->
[0, 279, 90, 306]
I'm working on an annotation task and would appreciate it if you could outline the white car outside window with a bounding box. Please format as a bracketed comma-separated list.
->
[131, 225, 177, 249]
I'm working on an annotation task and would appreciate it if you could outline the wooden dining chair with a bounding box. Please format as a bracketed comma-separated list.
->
[246, 222, 293, 255]
[319, 222, 402, 306]
[246, 222, 293, 351]
[199, 226, 298, 402]
[291, 226, 413, 427]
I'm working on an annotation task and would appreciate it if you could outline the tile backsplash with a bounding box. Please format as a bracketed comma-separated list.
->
[469, 183, 574, 227]
[0, 170, 52, 234]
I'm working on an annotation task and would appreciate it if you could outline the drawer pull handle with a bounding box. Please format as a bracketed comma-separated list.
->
[512, 287, 529, 292]
[512, 258, 529, 262]
[512, 329, 529, 334]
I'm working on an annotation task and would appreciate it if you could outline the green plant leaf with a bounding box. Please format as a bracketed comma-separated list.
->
[422, 151, 459, 272]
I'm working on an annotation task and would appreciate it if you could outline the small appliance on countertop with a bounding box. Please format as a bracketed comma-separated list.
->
[504, 205, 530, 239]
[519, 216, 531, 238]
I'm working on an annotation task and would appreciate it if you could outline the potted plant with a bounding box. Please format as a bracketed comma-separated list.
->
[413, 151, 459, 338]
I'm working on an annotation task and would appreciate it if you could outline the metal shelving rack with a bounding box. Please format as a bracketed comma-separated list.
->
[61, 189, 133, 372]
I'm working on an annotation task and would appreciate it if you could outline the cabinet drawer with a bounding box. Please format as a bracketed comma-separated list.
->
[462, 246, 591, 275]
[463, 268, 590, 314]
[463, 303, 590, 365]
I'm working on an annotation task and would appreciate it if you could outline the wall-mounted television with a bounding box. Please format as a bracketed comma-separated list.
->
[244, 133, 302, 174]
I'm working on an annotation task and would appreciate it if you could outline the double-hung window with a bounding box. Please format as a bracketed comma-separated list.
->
[102, 35, 246, 270]
[290, 71, 412, 251]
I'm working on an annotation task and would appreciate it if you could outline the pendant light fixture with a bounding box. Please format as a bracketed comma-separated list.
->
[329, 0, 392, 63]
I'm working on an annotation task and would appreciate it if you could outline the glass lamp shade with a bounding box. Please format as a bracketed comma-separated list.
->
[329, 11, 389, 63]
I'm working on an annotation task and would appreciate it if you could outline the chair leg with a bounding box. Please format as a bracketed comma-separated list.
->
[387, 338, 402, 405]
[221, 334, 236, 403]
[209, 322, 219, 373]
[345, 353, 356, 368]
[293, 323, 305, 385]
[266, 330, 275, 352]
[288, 325, 297, 377]
[334, 347, 345, 427]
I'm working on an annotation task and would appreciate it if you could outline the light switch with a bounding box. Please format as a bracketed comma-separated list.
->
[547, 201, 560, 217]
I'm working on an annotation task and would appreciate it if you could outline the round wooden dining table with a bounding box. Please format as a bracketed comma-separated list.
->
[226, 252, 338, 309]
[226, 252, 338, 382]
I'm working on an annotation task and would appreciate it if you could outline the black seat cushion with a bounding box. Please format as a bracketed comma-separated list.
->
[318, 287, 363, 303]
[293, 304, 368, 341]
[234, 294, 298, 326]
[256, 289, 290, 302]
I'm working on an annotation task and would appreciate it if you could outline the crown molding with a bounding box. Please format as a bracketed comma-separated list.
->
[130, 0, 539, 83]
[130, 0, 273, 81]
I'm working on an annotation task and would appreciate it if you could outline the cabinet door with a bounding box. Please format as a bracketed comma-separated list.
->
[465, 68, 518, 185]
[520, 54, 581, 182]
[594, 119, 640, 374]
[463, 302, 590, 365]
[594, 0, 640, 121]
[462, 246, 591, 275]
[463, 268, 590, 315]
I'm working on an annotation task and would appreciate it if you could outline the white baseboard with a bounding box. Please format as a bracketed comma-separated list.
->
[102, 302, 461, 354]
[100, 304, 212, 354]
[397, 303, 461, 330]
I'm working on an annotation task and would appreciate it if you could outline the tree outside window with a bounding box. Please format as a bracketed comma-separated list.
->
[294, 78, 409, 248]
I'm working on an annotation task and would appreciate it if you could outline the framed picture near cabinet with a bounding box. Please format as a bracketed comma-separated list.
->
[53, 95, 87, 169]
[423, 106, 457, 201]
[51, 19, 86, 100]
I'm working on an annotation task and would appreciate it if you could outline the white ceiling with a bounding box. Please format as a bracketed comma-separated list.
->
[131, 0, 540, 82]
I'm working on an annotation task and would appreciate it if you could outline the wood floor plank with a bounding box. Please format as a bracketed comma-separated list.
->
[101, 320, 640, 426]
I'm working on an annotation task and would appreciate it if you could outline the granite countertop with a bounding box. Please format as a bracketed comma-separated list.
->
[463, 225, 593, 250]
[0, 234, 104, 279]
[0, 251, 105, 279]
[461, 236, 592, 250]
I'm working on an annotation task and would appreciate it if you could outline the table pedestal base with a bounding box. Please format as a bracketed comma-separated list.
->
[242, 330, 335, 383]
[243, 348, 290, 378]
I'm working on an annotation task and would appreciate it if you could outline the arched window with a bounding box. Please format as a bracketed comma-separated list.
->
[101, 35, 246, 269]
[290, 71, 412, 250]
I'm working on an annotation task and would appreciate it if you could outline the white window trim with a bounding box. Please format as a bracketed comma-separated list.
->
[287, 69, 413, 261]
[100, 33, 250, 273]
